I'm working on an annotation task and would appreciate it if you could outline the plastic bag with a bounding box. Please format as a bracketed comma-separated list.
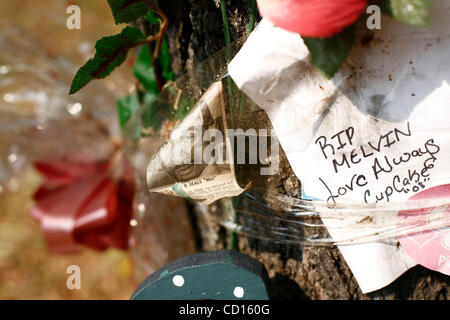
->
[0, 29, 118, 190]
[0, 30, 196, 268]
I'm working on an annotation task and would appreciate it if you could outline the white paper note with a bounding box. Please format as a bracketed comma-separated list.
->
[229, 1, 450, 293]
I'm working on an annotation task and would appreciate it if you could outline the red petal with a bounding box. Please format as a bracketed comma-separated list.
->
[34, 160, 107, 187]
[31, 157, 135, 253]
[257, 0, 367, 37]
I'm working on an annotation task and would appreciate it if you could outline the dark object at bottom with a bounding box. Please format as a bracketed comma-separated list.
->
[131, 250, 270, 300]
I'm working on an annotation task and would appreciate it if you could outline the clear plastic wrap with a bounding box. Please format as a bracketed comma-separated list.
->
[142, 62, 450, 249]
[0, 29, 196, 274]
[140, 19, 450, 291]
[0, 29, 119, 190]
[196, 189, 450, 246]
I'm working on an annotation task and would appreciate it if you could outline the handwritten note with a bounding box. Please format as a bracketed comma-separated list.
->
[229, 1, 450, 293]
[316, 122, 441, 205]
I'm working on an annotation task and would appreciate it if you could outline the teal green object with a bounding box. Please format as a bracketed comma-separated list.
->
[170, 184, 192, 200]
[131, 250, 270, 300]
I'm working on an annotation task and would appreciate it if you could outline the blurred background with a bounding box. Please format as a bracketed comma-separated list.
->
[0, 0, 138, 299]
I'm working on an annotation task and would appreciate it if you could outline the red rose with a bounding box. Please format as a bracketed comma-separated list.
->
[31, 156, 135, 253]
[257, 0, 367, 37]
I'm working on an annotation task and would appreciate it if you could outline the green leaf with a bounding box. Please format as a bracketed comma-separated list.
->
[133, 39, 174, 93]
[390, 0, 430, 26]
[141, 92, 166, 131]
[70, 26, 146, 94]
[303, 25, 356, 79]
[107, 0, 157, 24]
[145, 10, 160, 25]
[133, 45, 159, 95]
[118, 93, 137, 128]
[160, 38, 174, 81]
[117, 90, 141, 139]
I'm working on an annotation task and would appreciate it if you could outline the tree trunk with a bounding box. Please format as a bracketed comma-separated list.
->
[159, 0, 450, 300]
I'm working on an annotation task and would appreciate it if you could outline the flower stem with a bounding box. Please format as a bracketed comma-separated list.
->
[220, 0, 231, 47]
[247, 0, 257, 33]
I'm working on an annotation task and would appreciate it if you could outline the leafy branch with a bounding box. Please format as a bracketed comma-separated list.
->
[70, 0, 168, 94]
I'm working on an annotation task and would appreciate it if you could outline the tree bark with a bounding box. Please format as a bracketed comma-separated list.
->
[159, 0, 450, 300]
